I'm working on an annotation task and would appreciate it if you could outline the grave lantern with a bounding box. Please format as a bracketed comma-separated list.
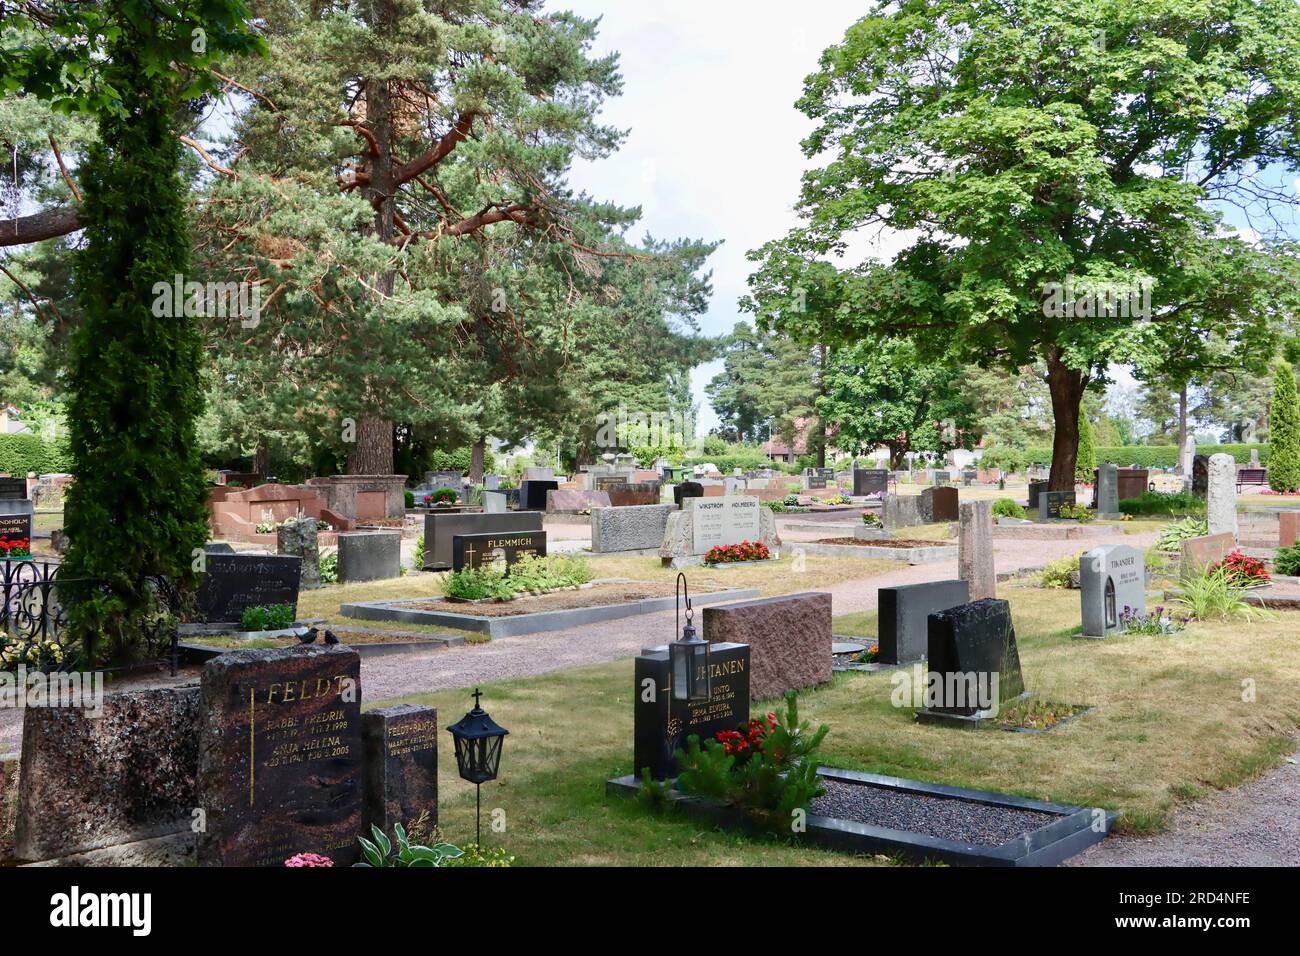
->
[670, 572, 710, 703]
[447, 688, 509, 845]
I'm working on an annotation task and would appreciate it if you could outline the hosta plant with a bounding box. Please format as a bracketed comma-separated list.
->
[356, 823, 463, 867]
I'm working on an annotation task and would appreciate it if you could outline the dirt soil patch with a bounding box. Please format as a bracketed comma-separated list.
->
[816, 538, 949, 548]
[399, 580, 710, 617]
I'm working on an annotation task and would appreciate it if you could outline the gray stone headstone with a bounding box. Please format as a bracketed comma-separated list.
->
[338, 531, 402, 583]
[1207, 453, 1238, 540]
[483, 491, 508, 514]
[1095, 463, 1120, 517]
[1079, 544, 1146, 638]
[877, 580, 970, 665]
[1180, 435, 1197, 476]
[958, 500, 996, 601]
[882, 494, 923, 529]
[591, 504, 675, 553]
[277, 517, 321, 590]
[484, 474, 501, 491]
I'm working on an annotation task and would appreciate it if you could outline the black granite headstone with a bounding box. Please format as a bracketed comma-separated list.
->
[0, 478, 27, 499]
[1039, 490, 1076, 521]
[0, 510, 33, 558]
[924, 598, 1025, 717]
[197, 553, 302, 623]
[518, 479, 559, 511]
[878, 579, 970, 665]
[451, 530, 547, 571]
[423, 511, 543, 571]
[634, 642, 750, 780]
[854, 469, 889, 496]
[362, 704, 438, 835]
[1192, 454, 1210, 498]
[1027, 481, 1049, 511]
[673, 481, 704, 507]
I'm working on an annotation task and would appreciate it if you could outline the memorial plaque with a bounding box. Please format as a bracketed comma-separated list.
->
[634, 642, 750, 780]
[362, 704, 438, 835]
[423, 510, 543, 570]
[452, 530, 547, 571]
[197, 646, 363, 867]
[196, 552, 301, 623]
[689, 496, 761, 554]
[606, 481, 661, 507]
[923, 486, 959, 522]
[1079, 545, 1145, 638]
[1038, 490, 1076, 521]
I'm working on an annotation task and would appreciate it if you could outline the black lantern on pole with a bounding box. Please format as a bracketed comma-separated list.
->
[447, 688, 509, 846]
[670, 572, 711, 703]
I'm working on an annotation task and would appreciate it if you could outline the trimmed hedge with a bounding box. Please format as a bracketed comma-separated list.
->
[0, 433, 73, 476]
[1023, 444, 1268, 469]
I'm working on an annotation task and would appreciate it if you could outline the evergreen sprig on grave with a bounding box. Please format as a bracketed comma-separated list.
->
[1269, 359, 1300, 492]
[60, 34, 211, 663]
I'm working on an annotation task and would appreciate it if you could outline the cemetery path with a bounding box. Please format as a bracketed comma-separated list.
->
[1068, 744, 1300, 866]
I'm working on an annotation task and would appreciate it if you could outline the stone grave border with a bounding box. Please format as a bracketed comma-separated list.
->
[790, 541, 957, 564]
[605, 765, 1114, 867]
[341, 587, 760, 638]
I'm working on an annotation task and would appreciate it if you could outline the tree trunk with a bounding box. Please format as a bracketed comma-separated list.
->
[1045, 351, 1088, 492]
[346, 416, 394, 474]
[253, 436, 270, 476]
[815, 344, 828, 468]
[470, 436, 486, 483]
[1177, 383, 1188, 469]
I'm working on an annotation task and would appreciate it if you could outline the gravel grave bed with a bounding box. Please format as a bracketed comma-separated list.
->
[811, 777, 1056, 846]
[399, 581, 709, 617]
[815, 538, 947, 548]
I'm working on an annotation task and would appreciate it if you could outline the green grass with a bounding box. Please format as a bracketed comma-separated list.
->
[369, 581, 1300, 863]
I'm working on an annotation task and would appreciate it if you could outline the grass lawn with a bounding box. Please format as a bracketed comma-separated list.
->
[371, 579, 1300, 864]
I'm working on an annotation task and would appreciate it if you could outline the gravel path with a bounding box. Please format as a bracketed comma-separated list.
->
[811, 777, 1055, 846]
[1067, 747, 1300, 867]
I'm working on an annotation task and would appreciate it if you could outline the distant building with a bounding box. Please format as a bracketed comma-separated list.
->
[1, 405, 31, 435]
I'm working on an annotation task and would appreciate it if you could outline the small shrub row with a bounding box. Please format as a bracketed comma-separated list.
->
[440, 553, 594, 601]
[1118, 491, 1206, 517]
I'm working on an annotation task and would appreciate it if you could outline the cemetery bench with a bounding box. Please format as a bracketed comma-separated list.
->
[1236, 467, 1267, 492]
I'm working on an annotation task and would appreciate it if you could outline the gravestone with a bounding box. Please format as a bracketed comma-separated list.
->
[932, 470, 951, 486]
[0, 477, 27, 499]
[1039, 490, 1076, 521]
[921, 486, 959, 522]
[1027, 481, 1049, 511]
[547, 489, 611, 512]
[961, 470, 977, 487]
[1181, 532, 1235, 578]
[1079, 545, 1146, 638]
[337, 530, 402, 583]
[452, 530, 547, 571]
[591, 504, 675, 553]
[1191, 454, 1210, 498]
[197, 645, 363, 867]
[276, 517, 320, 590]
[853, 468, 889, 497]
[701, 593, 831, 700]
[423, 511, 543, 570]
[1280, 511, 1300, 548]
[361, 704, 438, 835]
[882, 494, 923, 529]
[957, 500, 995, 601]
[523, 466, 555, 481]
[633, 642, 750, 780]
[877, 580, 969, 665]
[1116, 468, 1150, 501]
[921, 598, 1024, 719]
[0, 501, 33, 559]
[519, 479, 559, 511]
[1180, 435, 1196, 476]
[197, 553, 302, 623]
[659, 496, 778, 568]
[484, 474, 501, 491]
[15, 686, 200, 862]
[483, 491, 508, 514]
[1094, 463, 1120, 518]
[1207, 453, 1238, 540]
[673, 481, 705, 507]
[605, 482, 662, 507]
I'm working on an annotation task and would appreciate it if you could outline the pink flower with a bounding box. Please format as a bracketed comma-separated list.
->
[285, 852, 334, 867]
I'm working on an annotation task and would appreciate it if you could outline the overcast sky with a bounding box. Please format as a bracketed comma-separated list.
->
[562, 1, 868, 433]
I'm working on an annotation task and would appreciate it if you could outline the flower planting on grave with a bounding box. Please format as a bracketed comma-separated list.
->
[1211, 550, 1270, 588]
[1176, 567, 1270, 622]
[355, 823, 463, 868]
[704, 540, 771, 565]
[856, 643, 880, 664]
[0, 636, 66, 670]
[668, 691, 829, 830]
[0, 536, 32, 560]
[1118, 605, 1187, 636]
[861, 511, 882, 527]
[1058, 503, 1094, 523]
[1038, 553, 1082, 589]
[424, 488, 459, 507]
[993, 700, 1089, 732]
[991, 498, 1025, 519]
[440, 553, 593, 601]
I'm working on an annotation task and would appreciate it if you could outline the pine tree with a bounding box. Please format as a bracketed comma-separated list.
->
[1269, 359, 1300, 492]
[1075, 410, 1097, 482]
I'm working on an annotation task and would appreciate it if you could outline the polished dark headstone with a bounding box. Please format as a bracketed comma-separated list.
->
[423, 510, 543, 571]
[0, 477, 27, 499]
[361, 704, 438, 835]
[197, 645, 362, 866]
[878, 579, 970, 665]
[452, 530, 547, 571]
[925, 599, 1024, 717]
[1038, 490, 1076, 521]
[853, 469, 889, 496]
[1027, 481, 1049, 511]
[518, 479, 559, 511]
[196, 552, 301, 623]
[673, 481, 704, 507]
[634, 642, 750, 780]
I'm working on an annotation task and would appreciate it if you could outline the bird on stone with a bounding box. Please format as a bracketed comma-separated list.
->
[323, 629, 339, 645]
[297, 627, 318, 645]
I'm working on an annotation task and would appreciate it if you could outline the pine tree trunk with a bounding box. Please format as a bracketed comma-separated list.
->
[253, 436, 270, 476]
[1045, 350, 1088, 492]
[470, 437, 486, 483]
[346, 416, 394, 474]
[1177, 383, 1188, 467]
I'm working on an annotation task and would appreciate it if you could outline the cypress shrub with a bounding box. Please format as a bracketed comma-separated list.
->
[1269, 359, 1300, 492]
[1075, 411, 1097, 481]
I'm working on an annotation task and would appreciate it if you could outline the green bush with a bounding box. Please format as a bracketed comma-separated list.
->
[412, 534, 425, 569]
[1039, 553, 1081, 589]
[0, 433, 70, 476]
[1118, 491, 1206, 517]
[240, 604, 296, 631]
[1176, 566, 1269, 622]
[1274, 543, 1300, 577]
[1075, 412, 1097, 481]
[319, 551, 338, 585]
[1269, 360, 1300, 491]
[441, 553, 593, 601]
[991, 498, 1025, 519]
[404, 489, 415, 508]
